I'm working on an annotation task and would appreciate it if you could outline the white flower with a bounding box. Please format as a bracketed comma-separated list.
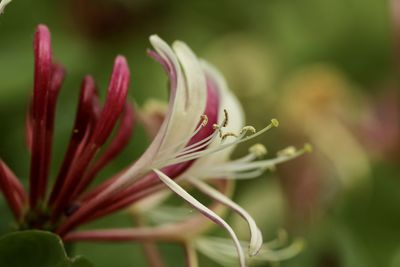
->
[61, 36, 310, 267]
[133, 36, 309, 267]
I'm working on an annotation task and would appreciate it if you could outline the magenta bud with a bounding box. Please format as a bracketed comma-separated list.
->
[91, 55, 130, 146]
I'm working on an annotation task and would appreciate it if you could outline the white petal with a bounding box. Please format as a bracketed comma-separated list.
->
[156, 40, 207, 160]
[0, 0, 11, 14]
[185, 60, 245, 176]
[153, 169, 247, 267]
[107, 36, 207, 190]
[148, 36, 207, 163]
[188, 177, 263, 256]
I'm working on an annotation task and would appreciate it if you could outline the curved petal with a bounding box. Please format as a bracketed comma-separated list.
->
[153, 169, 247, 267]
[111, 36, 208, 188]
[188, 177, 263, 256]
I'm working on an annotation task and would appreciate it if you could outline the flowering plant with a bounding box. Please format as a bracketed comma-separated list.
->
[0, 21, 309, 267]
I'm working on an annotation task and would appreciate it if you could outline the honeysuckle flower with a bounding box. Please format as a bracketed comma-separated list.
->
[1, 24, 309, 267]
[62, 39, 309, 266]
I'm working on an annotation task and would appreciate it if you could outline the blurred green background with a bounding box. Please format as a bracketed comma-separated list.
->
[0, 0, 398, 267]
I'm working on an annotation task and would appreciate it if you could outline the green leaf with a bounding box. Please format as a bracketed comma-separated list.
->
[0, 230, 94, 267]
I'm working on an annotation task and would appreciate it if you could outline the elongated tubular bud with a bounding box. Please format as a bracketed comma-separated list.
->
[0, 160, 25, 219]
[29, 24, 52, 208]
[51, 57, 130, 221]
[37, 63, 66, 201]
[49, 76, 96, 204]
[91, 56, 130, 146]
[71, 103, 135, 198]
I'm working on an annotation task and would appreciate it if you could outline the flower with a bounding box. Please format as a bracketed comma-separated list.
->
[62, 37, 310, 266]
[1, 24, 309, 267]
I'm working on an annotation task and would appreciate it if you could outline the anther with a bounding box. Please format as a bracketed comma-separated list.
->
[213, 124, 224, 138]
[249, 144, 267, 158]
[277, 146, 297, 157]
[221, 132, 238, 140]
[201, 115, 208, 127]
[222, 109, 229, 127]
[271, 118, 279, 127]
[240, 126, 256, 135]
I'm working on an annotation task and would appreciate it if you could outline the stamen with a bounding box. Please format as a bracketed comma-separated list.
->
[155, 113, 225, 167]
[221, 132, 238, 140]
[277, 146, 297, 157]
[209, 145, 309, 173]
[226, 144, 267, 165]
[239, 126, 256, 135]
[249, 144, 267, 158]
[213, 124, 224, 138]
[165, 119, 279, 166]
[201, 115, 208, 127]
[158, 114, 209, 156]
[211, 109, 229, 139]
[230, 169, 266, 179]
[192, 144, 311, 180]
[174, 132, 219, 157]
[222, 109, 229, 127]
[271, 118, 279, 127]
[159, 123, 225, 163]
